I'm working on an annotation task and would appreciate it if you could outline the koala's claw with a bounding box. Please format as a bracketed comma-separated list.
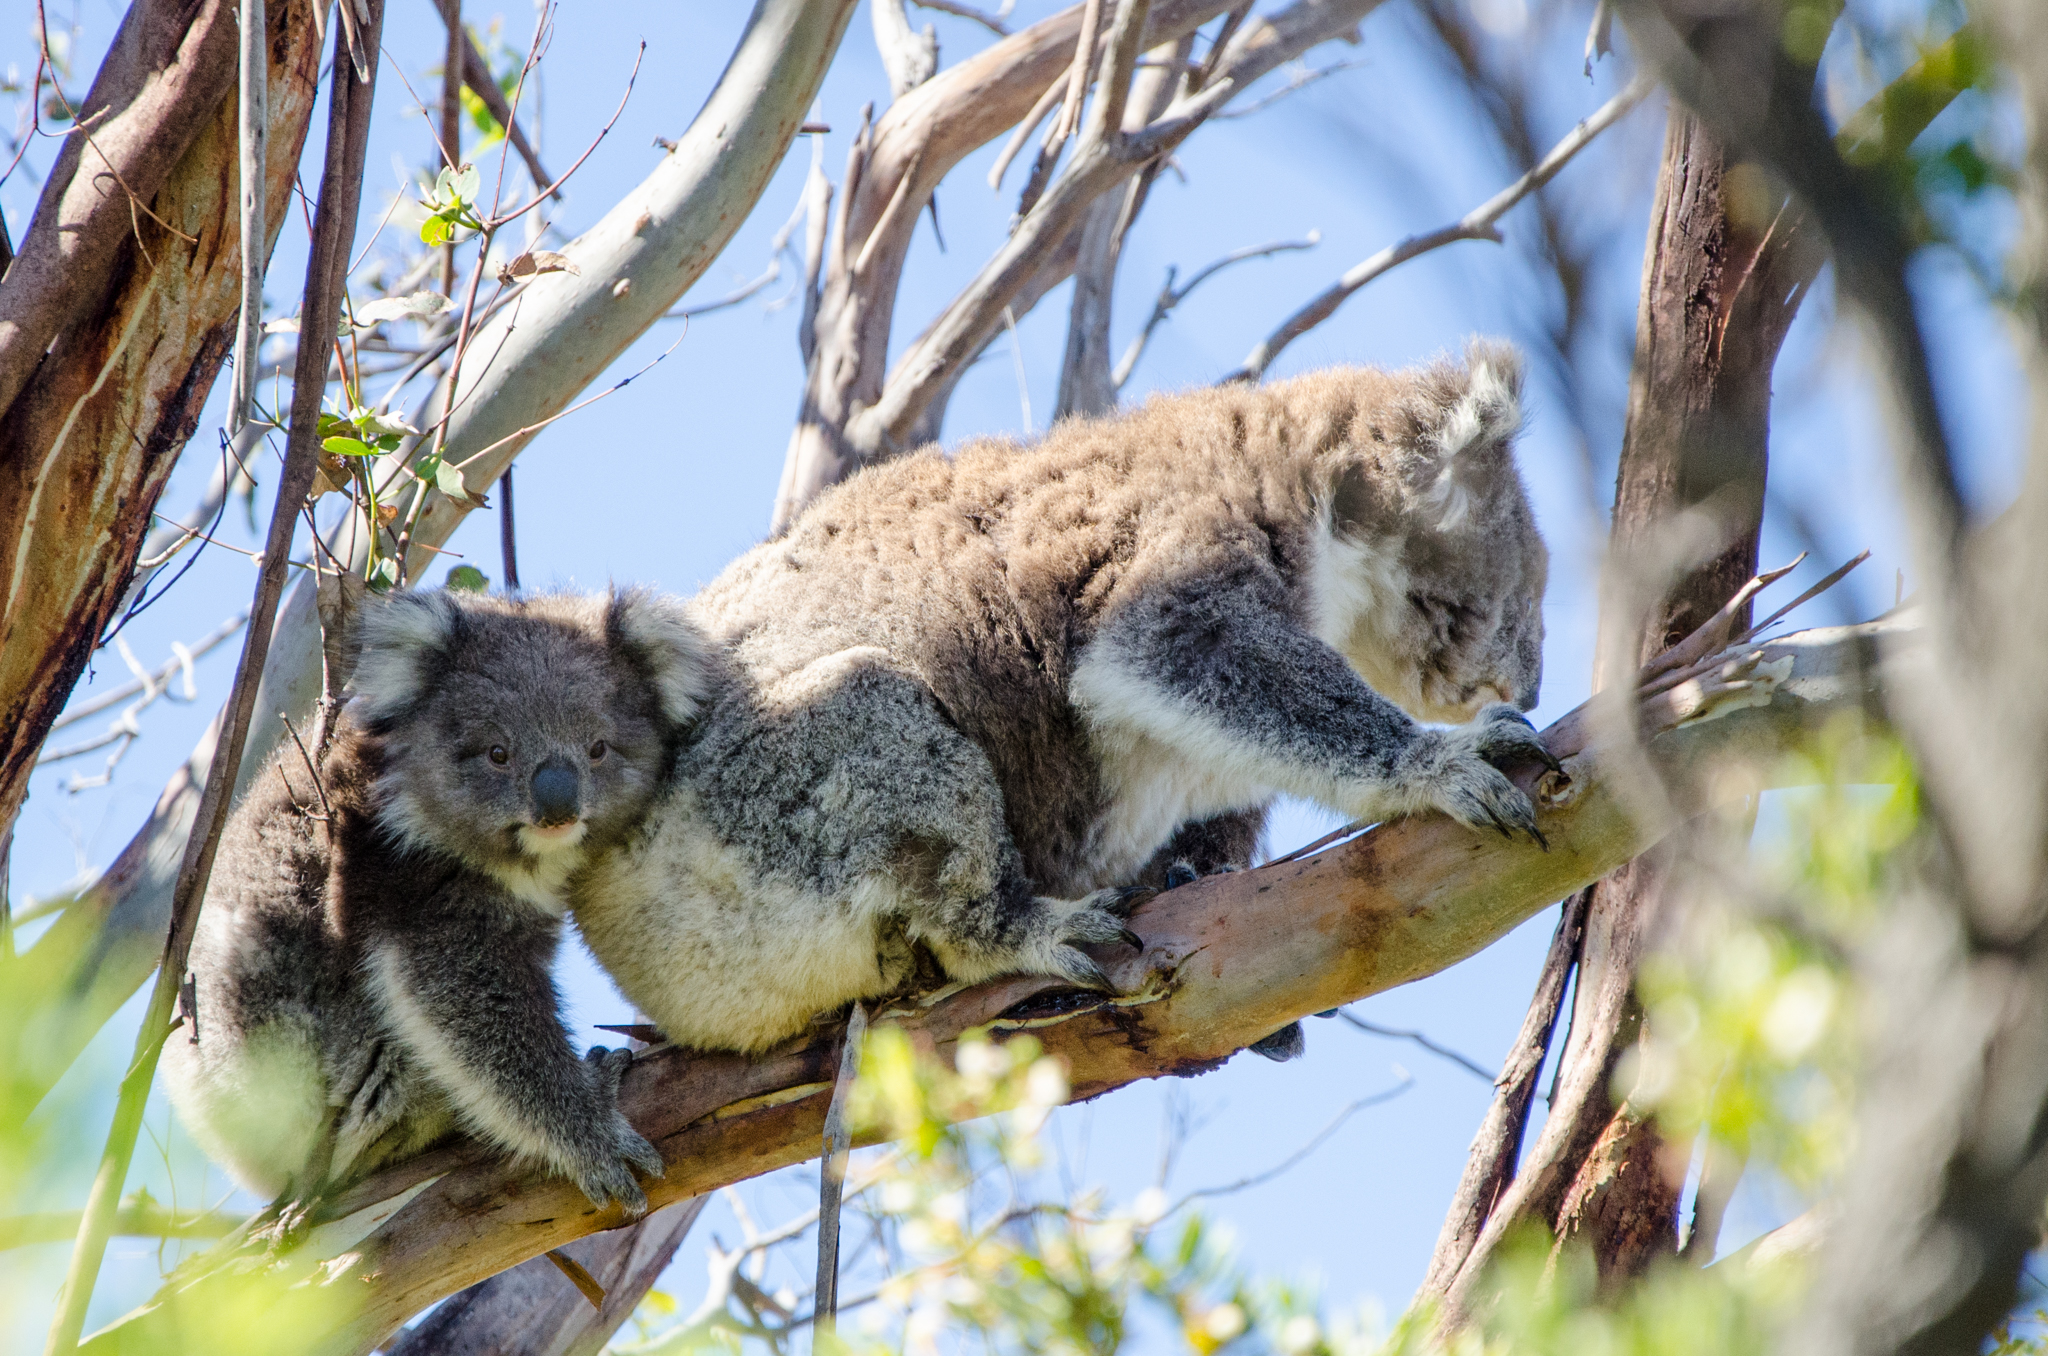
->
[1420, 704, 1552, 850]
[1474, 704, 1562, 776]
[1164, 859, 1200, 890]
[1051, 946, 1114, 992]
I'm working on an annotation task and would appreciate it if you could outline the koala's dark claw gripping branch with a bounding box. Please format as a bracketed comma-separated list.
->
[1116, 926, 1145, 951]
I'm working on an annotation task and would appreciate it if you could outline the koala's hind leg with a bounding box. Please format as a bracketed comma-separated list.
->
[711, 651, 1144, 994]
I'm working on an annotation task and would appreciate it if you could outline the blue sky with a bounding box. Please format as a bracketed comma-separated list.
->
[0, 0, 2024, 1347]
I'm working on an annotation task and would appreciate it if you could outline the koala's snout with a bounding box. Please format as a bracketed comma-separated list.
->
[531, 757, 582, 827]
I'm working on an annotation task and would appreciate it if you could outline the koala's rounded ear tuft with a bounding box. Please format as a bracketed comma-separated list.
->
[1414, 338, 1526, 534]
[609, 588, 715, 728]
[351, 589, 462, 726]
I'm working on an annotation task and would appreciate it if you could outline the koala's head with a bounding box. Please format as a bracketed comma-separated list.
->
[1314, 340, 1548, 723]
[348, 587, 714, 872]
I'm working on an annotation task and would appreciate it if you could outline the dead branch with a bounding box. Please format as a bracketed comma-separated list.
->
[873, 0, 941, 102]
[1418, 889, 1585, 1298]
[1228, 72, 1654, 384]
[774, 0, 1244, 534]
[915, 0, 1015, 34]
[229, 0, 266, 434]
[80, 620, 1896, 1356]
[1055, 32, 1186, 418]
[1210, 56, 1368, 119]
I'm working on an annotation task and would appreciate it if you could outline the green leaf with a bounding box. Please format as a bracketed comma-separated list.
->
[420, 215, 450, 247]
[453, 164, 482, 202]
[434, 459, 472, 503]
[373, 434, 405, 454]
[445, 564, 490, 593]
[322, 435, 374, 458]
[366, 557, 399, 593]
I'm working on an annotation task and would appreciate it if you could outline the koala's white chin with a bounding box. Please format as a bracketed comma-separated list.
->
[518, 821, 588, 857]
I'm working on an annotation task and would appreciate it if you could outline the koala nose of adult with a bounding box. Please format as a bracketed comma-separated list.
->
[530, 757, 582, 827]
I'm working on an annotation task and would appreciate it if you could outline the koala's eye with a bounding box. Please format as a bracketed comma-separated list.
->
[588, 740, 608, 762]
[488, 745, 511, 767]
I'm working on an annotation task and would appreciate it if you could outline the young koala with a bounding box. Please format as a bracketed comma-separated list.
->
[573, 342, 1554, 1058]
[161, 587, 712, 1215]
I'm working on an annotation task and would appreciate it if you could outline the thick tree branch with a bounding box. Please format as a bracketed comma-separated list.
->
[42, 8, 385, 1351]
[80, 621, 1897, 1356]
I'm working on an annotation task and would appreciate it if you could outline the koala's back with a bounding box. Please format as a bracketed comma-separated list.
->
[695, 381, 1366, 894]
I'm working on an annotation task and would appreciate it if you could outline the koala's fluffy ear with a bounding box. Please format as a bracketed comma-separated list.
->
[1415, 339, 1524, 533]
[608, 588, 715, 728]
[351, 590, 462, 727]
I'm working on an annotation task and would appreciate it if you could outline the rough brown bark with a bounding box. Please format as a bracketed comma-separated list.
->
[0, 0, 240, 420]
[0, 0, 327, 847]
[1424, 104, 1816, 1316]
[77, 620, 1891, 1356]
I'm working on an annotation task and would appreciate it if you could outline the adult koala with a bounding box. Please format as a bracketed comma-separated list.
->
[575, 342, 1553, 1057]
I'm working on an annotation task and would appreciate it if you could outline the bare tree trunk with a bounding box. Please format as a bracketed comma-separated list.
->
[1612, 3, 2048, 1352]
[1424, 102, 1815, 1315]
[0, 0, 327, 846]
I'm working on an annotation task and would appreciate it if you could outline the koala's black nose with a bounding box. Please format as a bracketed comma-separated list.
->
[530, 757, 582, 827]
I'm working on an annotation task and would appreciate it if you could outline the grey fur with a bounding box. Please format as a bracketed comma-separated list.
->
[574, 343, 1551, 1056]
[161, 587, 713, 1214]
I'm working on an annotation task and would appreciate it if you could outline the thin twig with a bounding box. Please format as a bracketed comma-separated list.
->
[279, 713, 334, 827]
[49, 615, 248, 732]
[1211, 57, 1367, 119]
[1333, 1011, 1493, 1081]
[1228, 72, 1654, 383]
[1113, 232, 1319, 388]
[912, 0, 1013, 34]
[1166, 1074, 1414, 1215]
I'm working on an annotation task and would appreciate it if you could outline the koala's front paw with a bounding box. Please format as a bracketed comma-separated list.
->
[566, 1046, 666, 1215]
[1410, 704, 1559, 848]
[1045, 886, 1148, 990]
